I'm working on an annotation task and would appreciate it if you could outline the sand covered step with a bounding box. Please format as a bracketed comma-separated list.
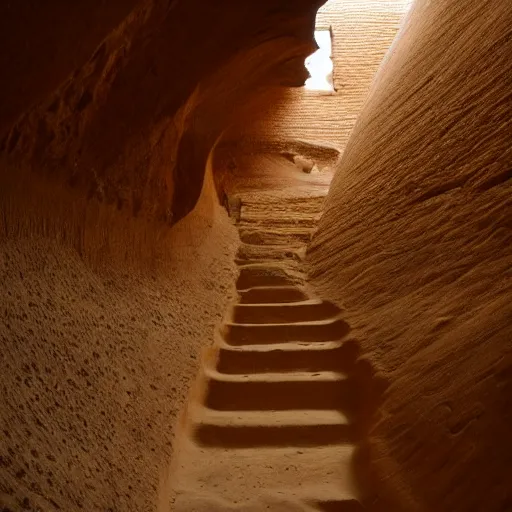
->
[237, 257, 303, 271]
[240, 199, 321, 210]
[231, 299, 340, 324]
[239, 212, 321, 227]
[235, 259, 302, 269]
[236, 257, 303, 274]
[215, 339, 360, 375]
[191, 408, 355, 448]
[306, 494, 365, 511]
[240, 195, 325, 214]
[171, 444, 360, 511]
[238, 286, 309, 304]
[239, 227, 313, 246]
[236, 263, 305, 290]
[239, 211, 321, 225]
[236, 243, 305, 264]
[220, 317, 351, 345]
[203, 370, 355, 412]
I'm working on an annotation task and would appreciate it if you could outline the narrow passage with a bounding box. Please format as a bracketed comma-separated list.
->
[170, 173, 372, 511]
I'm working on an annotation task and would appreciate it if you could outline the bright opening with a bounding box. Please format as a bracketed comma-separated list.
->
[304, 30, 334, 91]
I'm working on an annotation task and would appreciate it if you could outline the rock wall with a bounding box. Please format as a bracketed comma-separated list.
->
[0, 164, 240, 511]
[227, 0, 412, 152]
[309, 0, 512, 510]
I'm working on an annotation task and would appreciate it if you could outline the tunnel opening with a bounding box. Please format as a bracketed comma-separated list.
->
[213, 0, 419, 214]
[304, 28, 335, 92]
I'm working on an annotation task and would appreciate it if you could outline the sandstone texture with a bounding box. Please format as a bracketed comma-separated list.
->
[0, 2, 323, 508]
[233, 0, 412, 153]
[0, 168, 239, 510]
[1, 0, 321, 225]
[308, 0, 512, 510]
[1, 0, 510, 510]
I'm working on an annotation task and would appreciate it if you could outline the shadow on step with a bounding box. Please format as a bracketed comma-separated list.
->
[231, 300, 341, 324]
[236, 243, 304, 264]
[204, 372, 357, 412]
[238, 228, 312, 246]
[216, 338, 360, 375]
[348, 357, 390, 436]
[220, 317, 351, 345]
[194, 420, 357, 448]
[345, 358, 391, 512]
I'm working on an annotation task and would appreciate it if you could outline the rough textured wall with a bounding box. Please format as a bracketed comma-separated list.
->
[309, 0, 512, 510]
[228, 0, 412, 152]
[0, 165, 239, 511]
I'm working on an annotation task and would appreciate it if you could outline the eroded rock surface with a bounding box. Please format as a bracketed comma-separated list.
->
[0, 169, 239, 510]
[309, 0, 512, 510]
[1, 0, 510, 510]
[1, 0, 321, 226]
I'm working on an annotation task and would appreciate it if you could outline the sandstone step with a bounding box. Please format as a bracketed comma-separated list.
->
[239, 214, 321, 227]
[220, 317, 351, 345]
[236, 258, 303, 274]
[191, 408, 355, 447]
[238, 286, 310, 304]
[236, 243, 304, 264]
[231, 299, 340, 324]
[235, 259, 301, 269]
[203, 369, 356, 412]
[240, 196, 325, 214]
[236, 263, 305, 290]
[214, 339, 360, 375]
[239, 228, 312, 246]
[311, 499, 364, 511]
[240, 202, 322, 211]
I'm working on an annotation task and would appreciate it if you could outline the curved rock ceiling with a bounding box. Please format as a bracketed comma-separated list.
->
[0, 0, 322, 229]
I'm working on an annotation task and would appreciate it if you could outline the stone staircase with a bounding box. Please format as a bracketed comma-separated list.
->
[171, 192, 367, 511]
